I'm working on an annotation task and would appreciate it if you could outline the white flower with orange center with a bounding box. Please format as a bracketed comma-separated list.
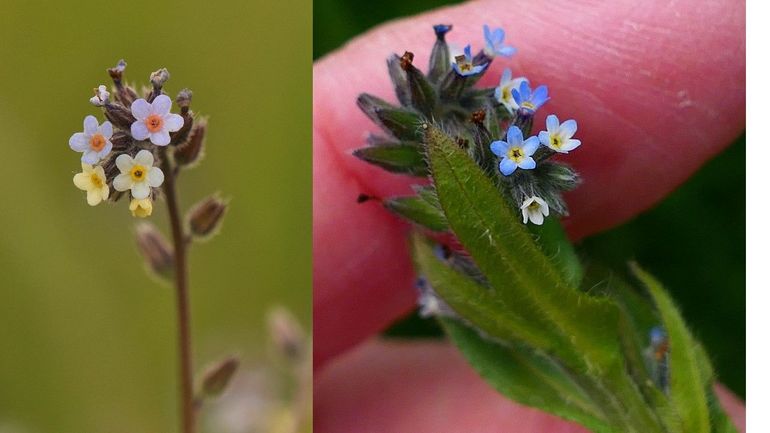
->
[69, 115, 113, 164]
[113, 150, 164, 199]
[130, 95, 184, 146]
[520, 196, 550, 225]
[73, 163, 110, 206]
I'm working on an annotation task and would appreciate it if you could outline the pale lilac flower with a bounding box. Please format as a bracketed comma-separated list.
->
[130, 95, 184, 146]
[69, 115, 113, 164]
[89, 85, 110, 106]
[520, 196, 550, 225]
[113, 150, 164, 199]
[538, 114, 581, 153]
[490, 126, 540, 175]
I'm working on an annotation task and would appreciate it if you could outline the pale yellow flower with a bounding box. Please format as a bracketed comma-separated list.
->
[130, 198, 153, 218]
[73, 163, 109, 206]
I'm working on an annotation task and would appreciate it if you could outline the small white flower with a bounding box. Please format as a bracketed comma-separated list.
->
[520, 196, 550, 225]
[69, 115, 113, 164]
[113, 150, 164, 199]
[495, 68, 528, 112]
[130, 95, 184, 146]
[89, 85, 110, 106]
[538, 114, 581, 154]
[73, 162, 109, 206]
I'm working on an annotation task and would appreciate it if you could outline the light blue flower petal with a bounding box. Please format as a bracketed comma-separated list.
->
[81, 151, 99, 165]
[512, 88, 522, 106]
[463, 44, 472, 58]
[531, 85, 549, 108]
[538, 131, 551, 146]
[497, 45, 516, 57]
[492, 28, 505, 44]
[562, 139, 582, 152]
[519, 81, 532, 100]
[506, 126, 524, 145]
[546, 114, 559, 132]
[483, 24, 492, 42]
[451, 63, 462, 75]
[522, 136, 541, 155]
[500, 68, 512, 83]
[518, 156, 536, 170]
[494, 86, 503, 101]
[490, 140, 510, 157]
[559, 119, 578, 137]
[499, 158, 517, 175]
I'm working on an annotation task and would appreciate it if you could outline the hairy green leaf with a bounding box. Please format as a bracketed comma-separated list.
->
[353, 143, 428, 177]
[385, 196, 447, 231]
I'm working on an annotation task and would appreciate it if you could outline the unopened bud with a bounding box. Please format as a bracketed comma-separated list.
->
[108, 59, 127, 84]
[201, 356, 239, 398]
[267, 306, 306, 361]
[186, 195, 227, 239]
[176, 88, 193, 113]
[104, 102, 135, 129]
[135, 223, 174, 279]
[399, 51, 415, 70]
[174, 120, 206, 166]
[150, 68, 170, 90]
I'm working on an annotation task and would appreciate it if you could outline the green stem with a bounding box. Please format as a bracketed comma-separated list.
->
[161, 150, 195, 433]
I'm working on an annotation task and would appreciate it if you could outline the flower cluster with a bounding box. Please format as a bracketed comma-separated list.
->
[68, 60, 204, 217]
[354, 24, 583, 226]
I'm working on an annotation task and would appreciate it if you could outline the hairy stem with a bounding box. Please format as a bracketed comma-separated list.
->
[161, 149, 195, 433]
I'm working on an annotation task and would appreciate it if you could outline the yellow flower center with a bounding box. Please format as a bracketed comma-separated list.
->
[90, 172, 104, 188]
[528, 201, 541, 212]
[506, 147, 525, 163]
[551, 135, 562, 149]
[521, 101, 536, 111]
[145, 114, 164, 133]
[89, 133, 107, 152]
[130, 165, 147, 182]
[502, 86, 512, 102]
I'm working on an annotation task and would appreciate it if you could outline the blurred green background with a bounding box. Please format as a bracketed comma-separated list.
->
[315, 0, 745, 398]
[0, 1, 311, 432]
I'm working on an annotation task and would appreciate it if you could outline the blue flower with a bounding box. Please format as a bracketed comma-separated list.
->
[433, 24, 452, 38]
[494, 68, 529, 113]
[538, 114, 581, 153]
[490, 126, 540, 175]
[451, 45, 488, 77]
[512, 81, 549, 114]
[483, 25, 517, 58]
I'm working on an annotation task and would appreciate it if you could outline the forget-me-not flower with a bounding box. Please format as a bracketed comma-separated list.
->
[452, 45, 487, 76]
[72, 162, 109, 206]
[538, 114, 581, 153]
[483, 25, 516, 58]
[520, 196, 550, 225]
[490, 126, 540, 175]
[130, 95, 184, 146]
[69, 115, 113, 164]
[513, 81, 549, 114]
[495, 68, 528, 112]
[89, 85, 110, 106]
[113, 149, 164, 199]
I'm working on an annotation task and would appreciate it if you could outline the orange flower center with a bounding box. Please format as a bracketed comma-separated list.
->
[89, 134, 106, 152]
[145, 114, 164, 133]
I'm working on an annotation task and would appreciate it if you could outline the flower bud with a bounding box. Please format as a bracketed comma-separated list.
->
[267, 306, 306, 361]
[200, 356, 239, 398]
[186, 195, 227, 239]
[150, 68, 170, 90]
[104, 102, 135, 129]
[135, 223, 174, 279]
[176, 88, 193, 114]
[175, 120, 206, 166]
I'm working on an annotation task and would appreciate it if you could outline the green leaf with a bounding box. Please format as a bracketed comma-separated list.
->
[527, 217, 583, 287]
[631, 263, 711, 433]
[403, 59, 437, 115]
[353, 143, 429, 177]
[442, 319, 612, 433]
[387, 54, 411, 106]
[424, 124, 617, 368]
[384, 195, 447, 231]
[357, 94, 424, 141]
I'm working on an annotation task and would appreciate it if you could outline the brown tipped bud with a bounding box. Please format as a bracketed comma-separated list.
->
[150, 68, 170, 90]
[201, 356, 239, 398]
[399, 51, 415, 70]
[104, 102, 135, 129]
[108, 59, 127, 85]
[176, 88, 193, 114]
[267, 306, 306, 361]
[135, 223, 174, 279]
[174, 120, 206, 164]
[187, 195, 227, 239]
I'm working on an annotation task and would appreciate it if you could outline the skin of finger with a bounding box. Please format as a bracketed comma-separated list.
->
[313, 0, 745, 367]
[314, 339, 746, 433]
